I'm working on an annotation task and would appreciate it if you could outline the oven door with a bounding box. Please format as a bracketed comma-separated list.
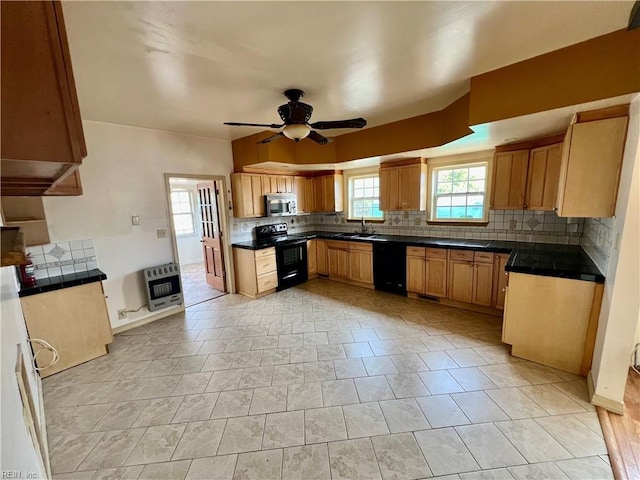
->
[275, 241, 308, 290]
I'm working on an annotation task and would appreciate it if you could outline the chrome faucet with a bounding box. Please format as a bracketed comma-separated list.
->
[361, 216, 367, 233]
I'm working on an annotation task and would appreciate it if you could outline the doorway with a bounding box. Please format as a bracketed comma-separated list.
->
[165, 174, 230, 307]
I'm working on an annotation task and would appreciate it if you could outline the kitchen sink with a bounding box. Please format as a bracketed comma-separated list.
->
[354, 233, 376, 238]
[333, 232, 359, 238]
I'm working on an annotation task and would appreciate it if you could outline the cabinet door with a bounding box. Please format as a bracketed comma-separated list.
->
[251, 175, 265, 217]
[492, 254, 510, 309]
[491, 150, 529, 209]
[472, 261, 494, 306]
[398, 164, 421, 210]
[284, 176, 294, 193]
[526, 144, 562, 210]
[425, 257, 447, 297]
[45, 169, 83, 196]
[379, 168, 398, 210]
[317, 239, 328, 275]
[448, 260, 474, 303]
[328, 247, 349, 278]
[314, 177, 325, 212]
[349, 250, 373, 284]
[307, 240, 317, 276]
[323, 176, 336, 212]
[304, 177, 316, 212]
[277, 176, 286, 194]
[556, 117, 628, 218]
[240, 174, 254, 217]
[406, 256, 426, 294]
[294, 176, 306, 212]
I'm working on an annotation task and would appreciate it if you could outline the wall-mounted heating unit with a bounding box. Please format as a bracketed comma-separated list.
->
[143, 263, 183, 311]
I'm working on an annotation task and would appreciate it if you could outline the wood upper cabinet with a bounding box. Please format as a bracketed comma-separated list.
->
[327, 241, 349, 278]
[316, 239, 328, 275]
[231, 173, 265, 218]
[556, 115, 628, 218]
[525, 144, 562, 210]
[1, 196, 50, 246]
[1, 1, 87, 196]
[492, 253, 510, 309]
[307, 239, 317, 276]
[379, 162, 427, 211]
[44, 169, 83, 196]
[491, 150, 529, 210]
[314, 174, 344, 212]
[304, 177, 316, 212]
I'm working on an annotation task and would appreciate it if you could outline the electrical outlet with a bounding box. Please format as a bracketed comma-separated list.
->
[157, 229, 168, 239]
[118, 309, 127, 319]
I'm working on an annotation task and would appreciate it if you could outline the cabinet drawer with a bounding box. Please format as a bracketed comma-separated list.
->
[406, 246, 426, 257]
[449, 249, 473, 261]
[473, 251, 494, 264]
[257, 271, 278, 292]
[326, 240, 349, 250]
[255, 247, 275, 259]
[255, 255, 277, 276]
[348, 241, 373, 252]
[426, 248, 447, 259]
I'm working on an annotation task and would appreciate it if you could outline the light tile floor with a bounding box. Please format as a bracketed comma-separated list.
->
[45, 279, 612, 480]
[180, 262, 226, 307]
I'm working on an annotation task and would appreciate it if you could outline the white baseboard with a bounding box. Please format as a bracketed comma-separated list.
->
[587, 371, 625, 415]
[112, 305, 184, 334]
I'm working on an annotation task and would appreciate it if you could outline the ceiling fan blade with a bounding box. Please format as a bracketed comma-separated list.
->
[307, 131, 332, 145]
[256, 132, 284, 144]
[224, 122, 284, 128]
[309, 118, 367, 130]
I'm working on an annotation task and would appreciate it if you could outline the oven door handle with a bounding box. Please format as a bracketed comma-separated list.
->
[281, 272, 299, 281]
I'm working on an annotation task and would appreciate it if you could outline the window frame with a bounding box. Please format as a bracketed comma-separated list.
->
[170, 188, 197, 236]
[426, 152, 493, 225]
[344, 169, 385, 222]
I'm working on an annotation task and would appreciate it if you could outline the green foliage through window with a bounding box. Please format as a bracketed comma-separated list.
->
[432, 164, 487, 221]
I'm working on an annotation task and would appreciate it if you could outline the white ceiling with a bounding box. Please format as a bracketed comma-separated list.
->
[62, 1, 632, 146]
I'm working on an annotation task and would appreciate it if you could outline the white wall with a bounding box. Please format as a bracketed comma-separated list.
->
[43, 121, 233, 329]
[0, 267, 46, 478]
[590, 96, 640, 410]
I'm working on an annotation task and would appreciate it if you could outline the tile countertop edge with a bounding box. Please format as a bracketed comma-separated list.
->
[18, 269, 107, 297]
[232, 231, 605, 283]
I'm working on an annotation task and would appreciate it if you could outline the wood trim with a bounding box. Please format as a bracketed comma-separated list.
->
[323, 275, 375, 290]
[112, 305, 184, 334]
[494, 132, 566, 153]
[597, 406, 627, 480]
[379, 157, 425, 168]
[576, 104, 630, 123]
[581, 282, 604, 376]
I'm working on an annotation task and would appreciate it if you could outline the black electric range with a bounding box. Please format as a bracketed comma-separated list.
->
[255, 223, 308, 291]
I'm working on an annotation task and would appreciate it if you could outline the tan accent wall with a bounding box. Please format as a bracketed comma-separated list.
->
[469, 28, 640, 125]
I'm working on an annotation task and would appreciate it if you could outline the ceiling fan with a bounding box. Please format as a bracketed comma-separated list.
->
[224, 89, 367, 145]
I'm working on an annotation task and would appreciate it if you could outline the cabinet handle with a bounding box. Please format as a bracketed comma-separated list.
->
[553, 207, 558, 211]
[523, 204, 527, 209]
[502, 287, 507, 292]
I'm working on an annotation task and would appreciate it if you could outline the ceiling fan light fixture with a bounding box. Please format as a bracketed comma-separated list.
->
[283, 123, 311, 142]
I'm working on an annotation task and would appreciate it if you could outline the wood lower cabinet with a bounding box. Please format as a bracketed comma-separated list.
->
[448, 258, 474, 303]
[348, 242, 373, 284]
[233, 247, 278, 298]
[492, 254, 510, 309]
[316, 239, 328, 275]
[472, 255, 494, 306]
[20, 281, 113, 377]
[327, 242, 349, 278]
[406, 246, 447, 297]
[307, 239, 317, 276]
[503, 272, 603, 375]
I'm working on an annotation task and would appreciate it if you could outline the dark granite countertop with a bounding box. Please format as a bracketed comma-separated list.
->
[232, 231, 604, 283]
[19, 269, 107, 297]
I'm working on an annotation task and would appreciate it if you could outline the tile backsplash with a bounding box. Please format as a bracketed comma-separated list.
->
[230, 210, 584, 245]
[26, 239, 99, 279]
[581, 217, 614, 275]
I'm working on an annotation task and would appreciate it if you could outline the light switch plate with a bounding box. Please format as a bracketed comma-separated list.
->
[157, 229, 168, 239]
[131, 216, 140, 226]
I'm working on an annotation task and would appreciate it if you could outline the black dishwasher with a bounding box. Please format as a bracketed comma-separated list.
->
[373, 243, 407, 294]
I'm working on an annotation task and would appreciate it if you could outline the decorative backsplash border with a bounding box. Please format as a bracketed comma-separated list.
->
[230, 210, 584, 245]
[26, 239, 98, 280]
